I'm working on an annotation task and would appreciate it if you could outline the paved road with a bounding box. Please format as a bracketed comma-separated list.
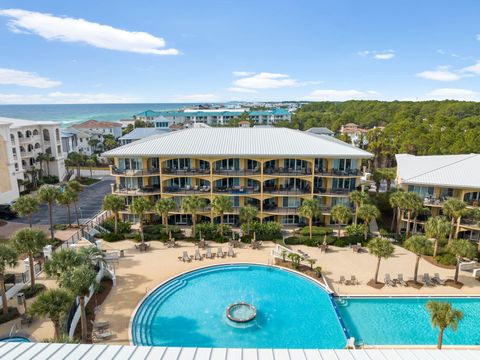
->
[15, 176, 114, 225]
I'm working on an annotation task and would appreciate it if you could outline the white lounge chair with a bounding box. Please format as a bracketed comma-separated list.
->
[180, 251, 192, 262]
[217, 247, 225, 258]
[423, 273, 435, 287]
[227, 246, 235, 257]
[92, 330, 112, 341]
[397, 274, 408, 287]
[91, 320, 109, 330]
[384, 273, 396, 287]
[350, 275, 358, 285]
[194, 249, 203, 261]
[433, 273, 446, 286]
[205, 248, 215, 259]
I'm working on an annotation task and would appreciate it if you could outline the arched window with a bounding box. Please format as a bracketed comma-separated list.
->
[55, 128, 60, 141]
[43, 129, 50, 141]
[33, 129, 39, 136]
[25, 130, 32, 138]
[19, 146, 25, 152]
[17, 131, 23, 138]
[21, 160, 27, 167]
[34, 143, 41, 149]
[45, 147, 52, 154]
[10, 134, 14, 142]
[27, 144, 33, 151]
[29, 158, 35, 166]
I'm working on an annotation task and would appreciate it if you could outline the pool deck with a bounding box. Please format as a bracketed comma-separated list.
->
[90, 240, 480, 346]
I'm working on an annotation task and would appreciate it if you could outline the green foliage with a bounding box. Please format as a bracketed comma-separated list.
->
[11, 195, 39, 222]
[241, 221, 282, 241]
[345, 223, 366, 236]
[42, 335, 79, 343]
[299, 226, 333, 237]
[195, 223, 231, 241]
[100, 219, 131, 234]
[76, 177, 101, 186]
[367, 237, 395, 259]
[435, 252, 457, 266]
[328, 235, 365, 247]
[98, 232, 124, 242]
[284, 236, 325, 247]
[427, 301, 463, 349]
[23, 283, 46, 299]
[0, 307, 19, 324]
[314, 266, 322, 277]
[287, 253, 302, 269]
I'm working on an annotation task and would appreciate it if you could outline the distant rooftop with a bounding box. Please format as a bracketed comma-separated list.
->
[0, 117, 57, 128]
[135, 108, 290, 118]
[119, 127, 170, 141]
[71, 119, 122, 128]
[104, 127, 373, 158]
[305, 127, 334, 136]
[396, 153, 480, 189]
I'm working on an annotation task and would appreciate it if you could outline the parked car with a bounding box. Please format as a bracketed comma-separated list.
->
[0, 204, 17, 220]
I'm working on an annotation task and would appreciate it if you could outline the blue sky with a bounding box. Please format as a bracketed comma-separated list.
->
[0, 0, 480, 104]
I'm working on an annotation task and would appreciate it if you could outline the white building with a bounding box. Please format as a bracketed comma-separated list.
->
[0, 117, 66, 204]
[71, 120, 123, 139]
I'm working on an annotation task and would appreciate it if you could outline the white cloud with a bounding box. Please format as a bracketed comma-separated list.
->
[0, 92, 135, 104]
[426, 88, 477, 101]
[174, 94, 219, 102]
[0, 9, 179, 55]
[228, 87, 258, 93]
[232, 71, 255, 77]
[358, 49, 395, 60]
[461, 62, 480, 75]
[0, 68, 61, 88]
[232, 72, 299, 91]
[304, 89, 379, 101]
[416, 68, 460, 81]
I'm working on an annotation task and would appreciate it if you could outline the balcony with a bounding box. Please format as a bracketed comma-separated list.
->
[111, 166, 160, 176]
[163, 185, 210, 194]
[163, 167, 210, 176]
[264, 167, 311, 176]
[315, 169, 362, 176]
[263, 186, 310, 195]
[213, 168, 260, 176]
[262, 206, 299, 214]
[114, 185, 161, 195]
[213, 186, 260, 195]
[315, 188, 351, 196]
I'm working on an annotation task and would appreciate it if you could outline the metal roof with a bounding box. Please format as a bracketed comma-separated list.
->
[396, 153, 480, 189]
[103, 128, 373, 158]
[0, 343, 479, 360]
[119, 128, 170, 141]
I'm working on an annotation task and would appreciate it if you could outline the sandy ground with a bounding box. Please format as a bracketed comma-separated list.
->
[92, 240, 480, 345]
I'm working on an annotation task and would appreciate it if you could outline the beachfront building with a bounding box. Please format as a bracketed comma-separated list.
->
[134, 108, 291, 126]
[0, 117, 66, 204]
[118, 128, 171, 145]
[71, 119, 123, 139]
[396, 153, 480, 240]
[103, 127, 372, 226]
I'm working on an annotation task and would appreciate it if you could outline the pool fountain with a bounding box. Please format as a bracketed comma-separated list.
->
[226, 303, 257, 324]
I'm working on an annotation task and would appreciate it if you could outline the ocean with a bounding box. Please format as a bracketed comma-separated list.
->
[0, 103, 192, 127]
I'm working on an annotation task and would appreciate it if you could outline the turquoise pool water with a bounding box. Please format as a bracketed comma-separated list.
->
[0, 336, 30, 342]
[132, 264, 347, 348]
[337, 297, 480, 346]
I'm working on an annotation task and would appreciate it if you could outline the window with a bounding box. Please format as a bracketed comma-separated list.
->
[33, 129, 39, 136]
[43, 129, 50, 141]
[282, 197, 301, 208]
[215, 158, 239, 170]
[332, 178, 356, 190]
[281, 215, 300, 224]
[407, 185, 434, 198]
[315, 158, 325, 171]
[167, 158, 191, 170]
[284, 159, 306, 170]
[119, 158, 143, 170]
[120, 177, 143, 189]
[333, 159, 357, 171]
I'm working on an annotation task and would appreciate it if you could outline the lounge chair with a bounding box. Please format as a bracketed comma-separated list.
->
[92, 330, 112, 341]
[217, 247, 225, 258]
[350, 275, 358, 285]
[433, 273, 446, 286]
[384, 273, 396, 287]
[227, 246, 236, 257]
[423, 273, 435, 287]
[397, 274, 408, 287]
[194, 249, 203, 261]
[205, 248, 215, 259]
[339, 275, 346, 284]
[181, 251, 192, 262]
[298, 250, 309, 259]
[91, 320, 109, 330]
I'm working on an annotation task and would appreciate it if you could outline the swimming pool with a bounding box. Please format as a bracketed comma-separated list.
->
[131, 264, 347, 348]
[337, 297, 480, 346]
[0, 336, 30, 342]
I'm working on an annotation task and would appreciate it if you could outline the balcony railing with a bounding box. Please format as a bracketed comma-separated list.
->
[264, 167, 312, 176]
[263, 186, 310, 195]
[314, 169, 362, 176]
[213, 186, 260, 194]
[315, 188, 351, 195]
[114, 186, 161, 195]
[213, 168, 260, 176]
[163, 185, 210, 194]
[262, 207, 299, 214]
[163, 168, 210, 176]
[112, 167, 160, 176]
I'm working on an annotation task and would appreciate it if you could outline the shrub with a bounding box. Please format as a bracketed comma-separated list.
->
[314, 266, 322, 278]
[0, 307, 19, 324]
[345, 224, 366, 237]
[100, 233, 125, 242]
[101, 219, 131, 234]
[195, 223, 231, 242]
[76, 177, 100, 186]
[299, 226, 332, 237]
[42, 175, 59, 184]
[328, 235, 364, 247]
[435, 252, 457, 266]
[284, 236, 322, 247]
[241, 222, 282, 241]
[23, 283, 46, 299]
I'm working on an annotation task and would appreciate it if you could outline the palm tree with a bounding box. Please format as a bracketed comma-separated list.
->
[426, 301, 463, 349]
[239, 205, 258, 235]
[11, 228, 47, 288]
[0, 245, 17, 315]
[60, 264, 97, 343]
[155, 198, 177, 234]
[357, 204, 380, 240]
[298, 199, 321, 240]
[30, 288, 73, 339]
[349, 190, 369, 225]
[425, 216, 452, 257]
[37, 185, 61, 241]
[102, 194, 125, 234]
[182, 195, 206, 238]
[35, 153, 47, 180]
[388, 190, 404, 232]
[129, 197, 152, 245]
[85, 158, 96, 178]
[88, 139, 100, 153]
[66, 181, 83, 228]
[67, 152, 84, 178]
[443, 199, 467, 241]
[404, 235, 432, 283]
[11, 195, 39, 228]
[366, 237, 395, 284]
[404, 192, 422, 238]
[212, 196, 233, 235]
[56, 189, 75, 227]
[446, 239, 476, 284]
[44, 249, 83, 280]
[331, 204, 352, 239]
[44, 154, 55, 176]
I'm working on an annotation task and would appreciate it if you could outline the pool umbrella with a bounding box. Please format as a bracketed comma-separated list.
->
[323, 234, 327, 246]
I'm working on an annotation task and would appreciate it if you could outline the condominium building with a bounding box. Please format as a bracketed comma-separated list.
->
[103, 128, 372, 226]
[134, 108, 291, 126]
[396, 153, 480, 239]
[0, 117, 66, 204]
